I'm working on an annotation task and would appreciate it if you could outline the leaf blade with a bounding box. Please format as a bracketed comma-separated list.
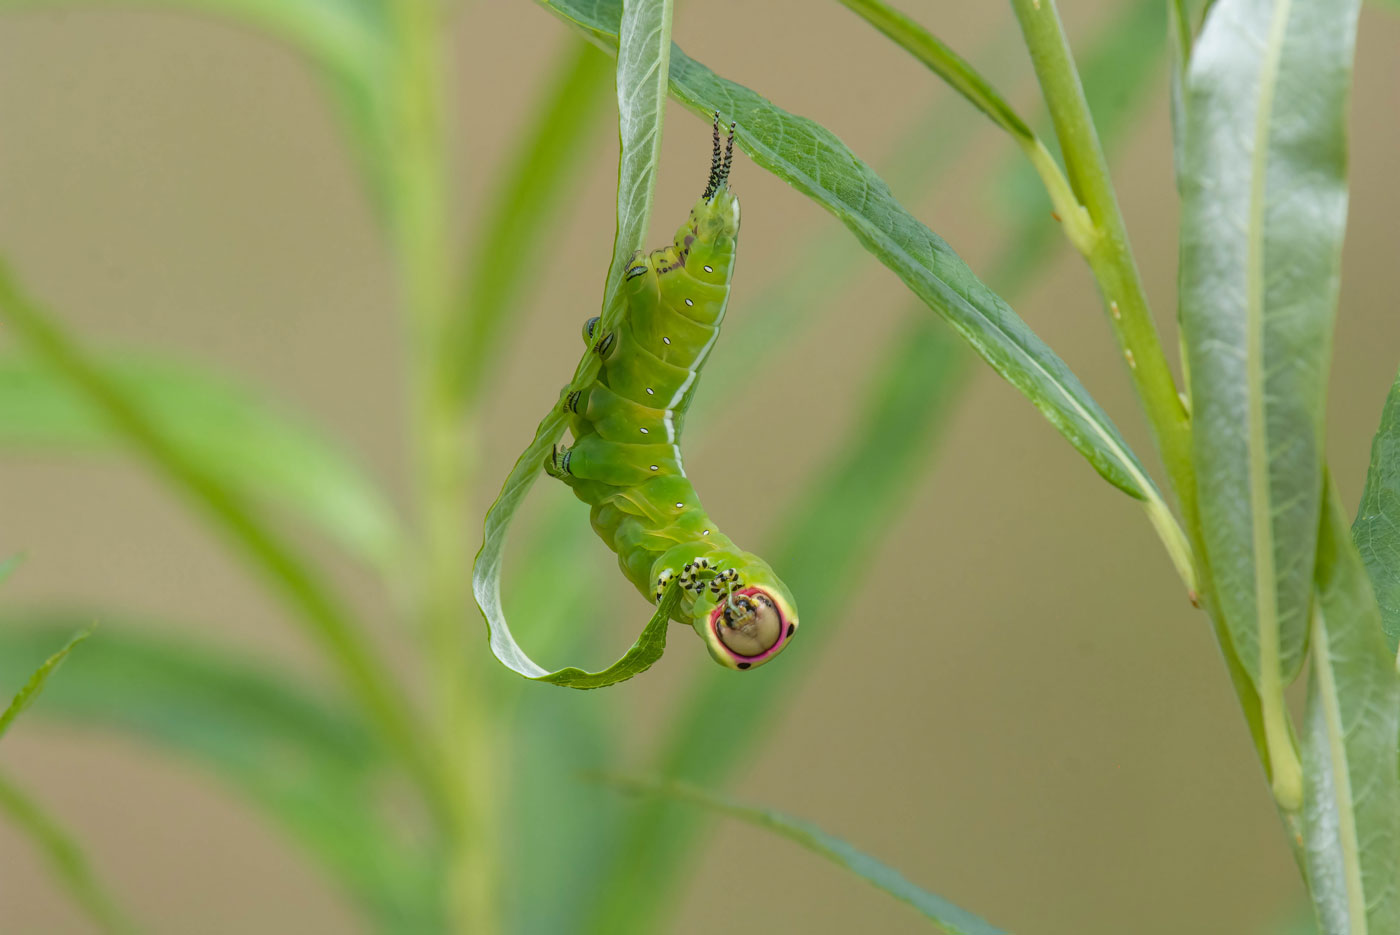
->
[0, 629, 91, 741]
[1302, 487, 1400, 934]
[472, 0, 677, 687]
[603, 776, 1006, 935]
[539, 0, 1153, 502]
[1179, 0, 1363, 806]
[0, 353, 403, 569]
[1351, 366, 1400, 654]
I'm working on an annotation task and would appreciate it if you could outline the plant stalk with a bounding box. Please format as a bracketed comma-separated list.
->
[388, 1, 498, 932]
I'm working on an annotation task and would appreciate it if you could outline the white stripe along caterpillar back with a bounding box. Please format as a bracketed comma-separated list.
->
[545, 116, 799, 670]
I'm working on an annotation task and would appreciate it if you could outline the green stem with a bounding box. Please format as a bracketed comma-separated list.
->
[387, 2, 497, 932]
[1009, 0, 1193, 506]
[1009, 0, 1309, 863]
[0, 264, 448, 828]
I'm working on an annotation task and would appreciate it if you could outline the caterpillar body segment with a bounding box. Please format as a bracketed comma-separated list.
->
[545, 118, 799, 671]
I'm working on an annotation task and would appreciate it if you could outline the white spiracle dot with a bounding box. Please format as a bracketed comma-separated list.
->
[662, 337, 671, 345]
[675, 502, 684, 508]
[684, 298, 694, 307]
[703, 265, 713, 272]
[646, 387, 655, 395]
[639, 427, 649, 434]
[650, 465, 658, 471]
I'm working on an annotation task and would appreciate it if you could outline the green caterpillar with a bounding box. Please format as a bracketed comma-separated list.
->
[546, 117, 799, 671]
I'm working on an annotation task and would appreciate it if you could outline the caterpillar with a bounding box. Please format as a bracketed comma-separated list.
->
[545, 116, 799, 671]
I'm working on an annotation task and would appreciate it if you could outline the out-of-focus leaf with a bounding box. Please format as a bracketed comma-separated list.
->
[604, 776, 1006, 935]
[0, 629, 90, 741]
[0, 353, 402, 570]
[0, 620, 441, 931]
[451, 40, 614, 405]
[1179, 0, 1362, 809]
[0, 264, 436, 814]
[582, 2, 1168, 925]
[540, 0, 1155, 504]
[473, 0, 678, 687]
[0, 773, 141, 935]
[1352, 366, 1400, 654]
[1302, 487, 1400, 933]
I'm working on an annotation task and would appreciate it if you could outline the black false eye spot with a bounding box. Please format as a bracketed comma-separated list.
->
[737, 662, 751, 670]
[625, 266, 647, 280]
[786, 623, 795, 637]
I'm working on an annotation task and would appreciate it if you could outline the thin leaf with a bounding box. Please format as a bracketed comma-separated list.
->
[0, 262, 440, 818]
[1302, 485, 1400, 934]
[0, 629, 90, 741]
[539, 0, 1155, 503]
[584, 3, 1169, 924]
[603, 776, 1006, 935]
[1179, 0, 1363, 808]
[0, 619, 442, 931]
[473, 0, 677, 687]
[1351, 366, 1400, 655]
[0, 772, 141, 935]
[0, 353, 402, 570]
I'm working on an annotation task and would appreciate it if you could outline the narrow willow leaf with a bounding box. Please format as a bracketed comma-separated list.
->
[539, 0, 1154, 503]
[0, 264, 436, 811]
[452, 40, 614, 405]
[473, 0, 675, 687]
[603, 776, 1006, 935]
[0, 629, 90, 741]
[0, 773, 141, 935]
[1180, 0, 1362, 809]
[1302, 487, 1400, 934]
[0, 354, 402, 569]
[583, 2, 1168, 922]
[1352, 366, 1400, 654]
[0, 620, 441, 931]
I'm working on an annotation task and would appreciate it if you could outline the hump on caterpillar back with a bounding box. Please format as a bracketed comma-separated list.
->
[676, 114, 741, 267]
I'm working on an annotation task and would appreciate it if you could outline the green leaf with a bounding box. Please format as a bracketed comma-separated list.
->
[1178, 0, 1363, 808]
[0, 619, 442, 931]
[0, 263, 438, 816]
[1302, 486, 1400, 934]
[0, 353, 403, 570]
[602, 776, 1006, 935]
[582, 3, 1169, 925]
[0, 629, 90, 741]
[540, 0, 1153, 503]
[0, 772, 141, 935]
[473, 0, 678, 687]
[1351, 366, 1400, 655]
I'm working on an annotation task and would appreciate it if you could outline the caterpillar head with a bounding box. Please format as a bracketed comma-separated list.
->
[696, 582, 798, 671]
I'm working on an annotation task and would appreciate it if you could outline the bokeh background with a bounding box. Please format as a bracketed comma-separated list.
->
[1, 1, 1398, 932]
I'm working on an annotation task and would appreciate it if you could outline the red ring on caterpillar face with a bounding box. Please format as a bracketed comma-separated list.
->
[709, 587, 793, 669]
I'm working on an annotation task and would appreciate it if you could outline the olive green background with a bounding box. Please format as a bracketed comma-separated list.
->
[1, 0, 1398, 932]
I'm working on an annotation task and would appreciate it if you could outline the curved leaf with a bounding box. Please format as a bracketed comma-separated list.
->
[1179, 0, 1362, 807]
[473, 0, 678, 687]
[1352, 366, 1400, 655]
[0, 619, 441, 931]
[0, 353, 402, 569]
[603, 776, 1006, 935]
[539, 0, 1153, 502]
[1302, 487, 1400, 934]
